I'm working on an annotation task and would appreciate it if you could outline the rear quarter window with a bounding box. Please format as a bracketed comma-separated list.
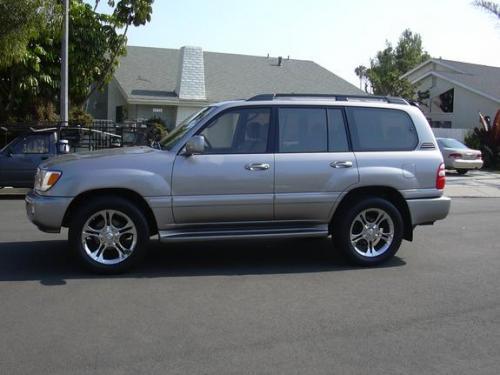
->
[347, 107, 418, 151]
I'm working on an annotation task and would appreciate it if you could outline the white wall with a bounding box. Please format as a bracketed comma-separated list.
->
[176, 106, 204, 125]
[415, 75, 499, 129]
[432, 128, 467, 142]
[107, 79, 127, 122]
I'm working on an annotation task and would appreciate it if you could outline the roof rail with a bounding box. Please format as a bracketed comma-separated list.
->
[246, 93, 409, 105]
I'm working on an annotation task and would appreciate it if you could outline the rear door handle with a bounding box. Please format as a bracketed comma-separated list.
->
[245, 162, 270, 171]
[330, 161, 353, 168]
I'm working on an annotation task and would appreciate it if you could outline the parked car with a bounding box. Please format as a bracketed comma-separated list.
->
[26, 94, 451, 273]
[436, 137, 483, 175]
[0, 130, 66, 188]
[0, 126, 123, 188]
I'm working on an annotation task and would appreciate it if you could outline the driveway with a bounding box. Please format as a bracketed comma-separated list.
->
[0, 197, 499, 374]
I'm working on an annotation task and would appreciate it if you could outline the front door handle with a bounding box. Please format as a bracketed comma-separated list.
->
[245, 162, 270, 171]
[330, 161, 353, 168]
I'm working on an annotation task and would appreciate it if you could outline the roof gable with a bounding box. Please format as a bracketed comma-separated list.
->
[402, 58, 500, 103]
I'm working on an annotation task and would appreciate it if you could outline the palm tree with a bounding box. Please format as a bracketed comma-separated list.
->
[354, 65, 367, 90]
[473, 1, 500, 19]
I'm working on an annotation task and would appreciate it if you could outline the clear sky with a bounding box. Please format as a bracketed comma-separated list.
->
[94, 0, 500, 88]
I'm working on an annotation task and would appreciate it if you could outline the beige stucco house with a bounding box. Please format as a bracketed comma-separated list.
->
[88, 45, 362, 129]
[402, 58, 500, 131]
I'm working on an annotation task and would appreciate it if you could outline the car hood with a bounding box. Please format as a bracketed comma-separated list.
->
[41, 146, 160, 168]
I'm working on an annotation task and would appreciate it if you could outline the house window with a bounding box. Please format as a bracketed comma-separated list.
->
[431, 89, 454, 113]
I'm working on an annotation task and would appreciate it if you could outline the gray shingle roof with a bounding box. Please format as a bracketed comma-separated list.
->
[436, 59, 500, 102]
[114, 46, 363, 103]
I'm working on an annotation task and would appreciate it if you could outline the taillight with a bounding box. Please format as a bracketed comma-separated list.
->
[436, 163, 446, 190]
[476, 153, 482, 159]
[449, 153, 462, 159]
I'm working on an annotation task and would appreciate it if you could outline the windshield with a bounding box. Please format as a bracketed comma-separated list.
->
[160, 106, 213, 150]
[438, 138, 468, 149]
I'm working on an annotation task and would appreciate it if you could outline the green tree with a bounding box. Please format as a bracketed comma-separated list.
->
[473, 1, 500, 19]
[0, 0, 153, 122]
[364, 29, 430, 98]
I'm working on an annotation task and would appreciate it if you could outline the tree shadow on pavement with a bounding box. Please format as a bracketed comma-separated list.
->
[0, 238, 406, 284]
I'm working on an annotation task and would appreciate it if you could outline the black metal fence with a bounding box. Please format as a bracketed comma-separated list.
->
[1, 120, 161, 151]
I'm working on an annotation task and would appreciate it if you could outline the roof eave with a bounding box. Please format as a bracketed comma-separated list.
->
[401, 58, 466, 79]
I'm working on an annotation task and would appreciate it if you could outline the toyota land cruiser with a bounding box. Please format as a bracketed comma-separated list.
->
[26, 94, 451, 273]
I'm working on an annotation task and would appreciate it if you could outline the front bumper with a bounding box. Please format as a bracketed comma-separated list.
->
[406, 196, 451, 226]
[447, 159, 483, 170]
[25, 190, 72, 233]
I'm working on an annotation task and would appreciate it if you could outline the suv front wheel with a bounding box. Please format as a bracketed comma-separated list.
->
[333, 197, 404, 266]
[69, 196, 149, 274]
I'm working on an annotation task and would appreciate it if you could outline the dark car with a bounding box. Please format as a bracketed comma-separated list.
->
[0, 131, 57, 188]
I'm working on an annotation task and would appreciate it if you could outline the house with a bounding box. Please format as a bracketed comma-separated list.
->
[401, 58, 500, 130]
[88, 46, 363, 129]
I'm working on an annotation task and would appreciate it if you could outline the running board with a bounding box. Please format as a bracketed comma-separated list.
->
[158, 225, 329, 243]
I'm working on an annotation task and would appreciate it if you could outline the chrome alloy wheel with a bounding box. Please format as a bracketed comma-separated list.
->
[349, 208, 394, 258]
[81, 210, 137, 265]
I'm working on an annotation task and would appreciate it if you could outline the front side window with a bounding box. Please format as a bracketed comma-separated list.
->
[200, 108, 271, 154]
[278, 108, 327, 153]
[160, 106, 213, 150]
[348, 108, 418, 151]
[12, 135, 50, 154]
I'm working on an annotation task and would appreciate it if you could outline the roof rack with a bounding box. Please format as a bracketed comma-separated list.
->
[247, 93, 409, 105]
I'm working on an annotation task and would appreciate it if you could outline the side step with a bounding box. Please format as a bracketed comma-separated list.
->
[159, 224, 329, 243]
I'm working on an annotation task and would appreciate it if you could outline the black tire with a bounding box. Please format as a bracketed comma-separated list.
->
[457, 169, 468, 175]
[69, 196, 149, 274]
[333, 197, 404, 266]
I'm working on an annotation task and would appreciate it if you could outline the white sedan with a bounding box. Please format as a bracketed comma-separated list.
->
[436, 137, 483, 175]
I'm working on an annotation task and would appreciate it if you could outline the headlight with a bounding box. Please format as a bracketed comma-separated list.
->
[35, 168, 62, 192]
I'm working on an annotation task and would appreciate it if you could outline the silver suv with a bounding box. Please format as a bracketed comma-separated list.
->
[26, 94, 451, 273]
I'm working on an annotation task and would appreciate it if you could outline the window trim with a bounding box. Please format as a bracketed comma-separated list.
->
[345, 107, 419, 152]
[193, 105, 274, 155]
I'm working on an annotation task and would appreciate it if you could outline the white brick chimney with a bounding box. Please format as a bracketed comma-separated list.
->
[175, 46, 206, 101]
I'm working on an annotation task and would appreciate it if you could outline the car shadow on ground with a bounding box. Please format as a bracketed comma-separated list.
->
[0, 238, 405, 284]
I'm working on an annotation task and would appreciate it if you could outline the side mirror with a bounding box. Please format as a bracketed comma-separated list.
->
[57, 139, 70, 154]
[5, 148, 13, 157]
[184, 135, 205, 156]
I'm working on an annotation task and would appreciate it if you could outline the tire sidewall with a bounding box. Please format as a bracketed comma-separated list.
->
[69, 196, 149, 274]
[335, 197, 404, 266]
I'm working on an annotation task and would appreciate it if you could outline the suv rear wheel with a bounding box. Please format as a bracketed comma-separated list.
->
[69, 196, 149, 274]
[333, 197, 403, 266]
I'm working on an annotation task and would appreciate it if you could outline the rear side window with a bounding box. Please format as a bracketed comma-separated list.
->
[278, 108, 327, 153]
[347, 108, 418, 151]
[327, 108, 349, 152]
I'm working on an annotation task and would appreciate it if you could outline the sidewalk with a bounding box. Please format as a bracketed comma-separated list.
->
[445, 170, 500, 198]
[0, 188, 29, 198]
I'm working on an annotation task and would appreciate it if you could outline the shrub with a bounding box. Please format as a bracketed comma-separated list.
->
[468, 111, 500, 169]
[69, 107, 93, 127]
[145, 117, 168, 144]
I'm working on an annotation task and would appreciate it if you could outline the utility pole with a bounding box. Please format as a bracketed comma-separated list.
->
[60, 0, 69, 125]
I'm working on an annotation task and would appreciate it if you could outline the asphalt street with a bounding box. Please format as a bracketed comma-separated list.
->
[0, 197, 499, 374]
